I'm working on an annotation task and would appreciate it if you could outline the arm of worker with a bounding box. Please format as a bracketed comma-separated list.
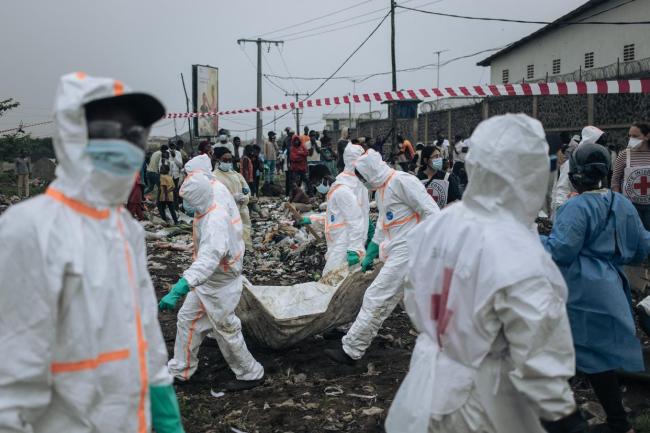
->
[130, 220, 185, 433]
[398, 174, 440, 219]
[610, 151, 626, 193]
[336, 188, 366, 255]
[552, 163, 572, 214]
[541, 200, 587, 266]
[235, 174, 251, 206]
[131, 219, 173, 386]
[0, 212, 55, 432]
[183, 218, 228, 288]
[493, 277, 577, 422]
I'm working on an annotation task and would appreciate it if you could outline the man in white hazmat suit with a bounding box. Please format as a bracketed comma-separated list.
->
[299, 143, 370, 275]
[0, 72, 184, 432]
[159, 173, 265, 391]
[183, 153, 243, 239]
[386, 114, 586, 433]
[552, 127, 605, 218]
[325, 149, 439, 364]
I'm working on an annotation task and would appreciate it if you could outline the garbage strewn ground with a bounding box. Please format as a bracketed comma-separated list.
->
[143, 199, 650, 433]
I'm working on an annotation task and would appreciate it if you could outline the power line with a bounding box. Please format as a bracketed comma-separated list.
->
[396, 4, 650, 25]
[281, 0, 441, 43]
[277, 47, 303, 94]
[229, 11, 390, 133]
[0, 120, 53, 134]
[263, 45, 506, 82]
[255, 0, 376, 37]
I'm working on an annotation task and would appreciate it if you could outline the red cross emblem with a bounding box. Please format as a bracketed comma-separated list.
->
[427, 187, 439, 202]
[634, 175, 650, 196]
[431, 267, 454, 348]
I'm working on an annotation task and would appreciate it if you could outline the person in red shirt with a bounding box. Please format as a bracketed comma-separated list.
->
[289, 134, 309, 192]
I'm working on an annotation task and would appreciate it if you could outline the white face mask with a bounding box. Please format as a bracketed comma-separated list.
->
[219, 162, 233, 172]
[316, 182, 330, 194]
[628, 137, 644, 149]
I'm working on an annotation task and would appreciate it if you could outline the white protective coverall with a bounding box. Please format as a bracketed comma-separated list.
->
[213, 167, 252, 249]
[386, 114, 577, 433]
[184, 154, 243, 238]
[167, 174, 264, 381]
[342, 150, 439, 359]
[551, 127, 604, 217]
[309, 144, 370, 275]
[0, 73, 171, 433]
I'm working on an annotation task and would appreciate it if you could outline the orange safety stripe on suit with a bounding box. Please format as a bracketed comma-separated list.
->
[46, 187, 110, 220]
[184, 303, 205, 380]
[192, 204, 218, 260]
[116, 210, 149, 433]
[51, 349, 130, 373]
[324, 184, 348, 242]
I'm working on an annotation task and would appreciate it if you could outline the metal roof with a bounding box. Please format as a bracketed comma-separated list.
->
[476, 0, 609, 66]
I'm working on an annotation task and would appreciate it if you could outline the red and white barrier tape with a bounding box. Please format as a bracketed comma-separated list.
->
[164, 79, 650, 119]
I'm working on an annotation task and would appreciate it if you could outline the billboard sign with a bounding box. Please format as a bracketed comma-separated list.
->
[192, 64, 219, 137]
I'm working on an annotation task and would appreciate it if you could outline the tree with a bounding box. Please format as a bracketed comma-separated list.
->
[0, 98, 19, 118]
[0, 134, 54, 162]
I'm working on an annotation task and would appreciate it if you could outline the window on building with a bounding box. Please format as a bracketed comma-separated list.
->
[552, 59, 561, 75]
[584, 52, 594, 69]
[502, 69, 509, 84]
[527, 64, 534, 79]
[624, 44, 635, 62]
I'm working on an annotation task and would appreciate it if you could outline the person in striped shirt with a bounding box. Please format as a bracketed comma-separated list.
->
[611, 122, 650, 229]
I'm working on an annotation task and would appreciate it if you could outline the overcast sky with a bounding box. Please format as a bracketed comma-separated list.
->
[0, 0, 585, 139]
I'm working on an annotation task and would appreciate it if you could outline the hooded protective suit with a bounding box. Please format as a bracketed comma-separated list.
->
[167, 174, 263, 381]
[341, 150, 438, 359]
[0, 73, 175, 433]
[308, 144, 369, 275]
[184, 155, 243, 238]
[386, 114, 577, 433]
[551, 126, 604, 217]
[212, 166, 252, 249]
[542, 189, 649, 373]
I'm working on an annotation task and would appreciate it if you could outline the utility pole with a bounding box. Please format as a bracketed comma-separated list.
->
[433, 49, 449, 99]
[180, 73, 193, 153]
[285, 92, 309, 134]
[237, 37, 284, 146]
[390, 0, 397, 156]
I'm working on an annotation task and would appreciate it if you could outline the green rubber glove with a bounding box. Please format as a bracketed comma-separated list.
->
[361, 242, 379, 272]
[347, 251, 360, 266]
[366, 218, 376, 248]
[159, 277, 190, 311]
[297, 216, 312, 226]
[150, 385, 185, 433]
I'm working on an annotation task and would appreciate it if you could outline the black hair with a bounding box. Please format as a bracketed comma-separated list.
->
[213, 146, 232, 159]
[454, 135, 463, 142]
[198, 141, 212, 154]
[397, 135, 404, 142]
[308, 164, 332, 183]
[416, 143, 424, 151]
[161, 144, 169, 152]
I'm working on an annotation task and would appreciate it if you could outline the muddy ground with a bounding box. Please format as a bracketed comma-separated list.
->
[147, 207, 650, 433]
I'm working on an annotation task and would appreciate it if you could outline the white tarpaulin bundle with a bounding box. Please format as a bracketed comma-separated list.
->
[236, 265, 382, 349]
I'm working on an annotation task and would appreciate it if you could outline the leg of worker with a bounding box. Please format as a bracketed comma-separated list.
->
[342, 245, 408, 359]
[208, 311, 264, 380]
[586, 370, 631, 433]
[24, 174, 30, 198]
[167, 291, 213, 380]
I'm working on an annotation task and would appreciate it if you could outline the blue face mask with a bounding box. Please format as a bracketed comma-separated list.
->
[85, 139, 145, 176]
[219, 162, 233, 172]
[182, 199, 195, 217]
[316, 182, 330, 194]
[430, 158, 443, 171]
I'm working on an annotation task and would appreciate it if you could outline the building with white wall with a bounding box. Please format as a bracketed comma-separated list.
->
[477, 0, 650, 84]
